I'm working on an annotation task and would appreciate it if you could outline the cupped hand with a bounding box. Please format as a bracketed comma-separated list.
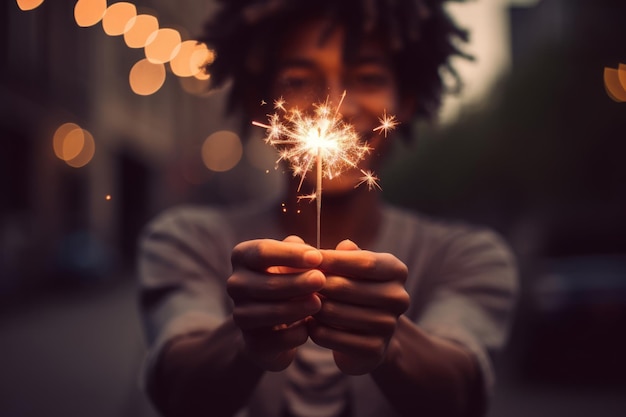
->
[308, 239, 410, 375]
[227, 236, 324, 371]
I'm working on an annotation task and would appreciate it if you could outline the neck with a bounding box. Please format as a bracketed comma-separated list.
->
[279, 178, 383, 249]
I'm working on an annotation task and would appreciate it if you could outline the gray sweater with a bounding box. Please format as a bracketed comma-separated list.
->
[138, 199, 518, 417]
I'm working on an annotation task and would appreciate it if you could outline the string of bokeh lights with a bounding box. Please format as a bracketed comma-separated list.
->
[17, 0, 245, 176]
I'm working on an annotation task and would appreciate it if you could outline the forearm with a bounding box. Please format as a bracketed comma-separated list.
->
[371, 316, 483, 417]
[151, 316, 264, 417]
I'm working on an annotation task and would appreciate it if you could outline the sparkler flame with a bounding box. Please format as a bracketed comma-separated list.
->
[252, 93, 372, 192]
[253, 92, 397, 247]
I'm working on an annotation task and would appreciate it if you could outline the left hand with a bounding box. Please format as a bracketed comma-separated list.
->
[308, 240, 410, 375]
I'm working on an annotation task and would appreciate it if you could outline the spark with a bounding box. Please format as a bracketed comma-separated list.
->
[297, 193, 317, 202]
[373, 110, 399, 137]
[261, 99, 267, 106]
[355, 170, 382, 191]
[274, 97, 286, 111]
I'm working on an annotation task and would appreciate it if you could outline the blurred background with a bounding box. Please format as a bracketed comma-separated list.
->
[1, 0, 625, 416]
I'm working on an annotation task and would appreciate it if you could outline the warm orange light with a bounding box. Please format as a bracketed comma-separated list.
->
[102, 2, 136, 36]
[201, 131, 243, 172]
[53, 122, 81, 160]
[74, 0, 107, 28]
[124, 14, 159, 48]
[16, 0, 45, 11]
[66, 129, 96, 168]
[604, 67, 626, 102]
[170, 41, 211, 77]
[62, 128, 86, 161]
[144, 28, 182, 64]
[52, 123, 96, 167]
[190, 46, 214, 80]
[129, 58, 166, 95]
[105, 194, 112, 200]
[194, 67, 211, 81]
[618, 63, 626, 91]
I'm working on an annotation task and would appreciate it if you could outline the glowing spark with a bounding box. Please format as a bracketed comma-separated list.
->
[261, 99, 267, 106]
[274, 97, 286, 111]
[373, 110, 399, 137]
[297, 193, 317, 202]
[105, 194, 112, 200]
[355, 170, 382, 191]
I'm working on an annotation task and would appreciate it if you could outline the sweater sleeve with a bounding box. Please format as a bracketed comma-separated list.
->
[136, 206, 236, 397]
[417, 226, 518, 402]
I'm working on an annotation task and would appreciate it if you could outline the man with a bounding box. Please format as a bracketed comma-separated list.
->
[138, 1, 517, 416]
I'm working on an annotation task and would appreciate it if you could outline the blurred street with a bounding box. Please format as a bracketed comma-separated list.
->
[0, 277, 158, 417]
[1, 276, 624, 417]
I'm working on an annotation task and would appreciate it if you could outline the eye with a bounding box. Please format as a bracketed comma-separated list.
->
[349, 66, 393, 92]
[274, 68, 322, 97]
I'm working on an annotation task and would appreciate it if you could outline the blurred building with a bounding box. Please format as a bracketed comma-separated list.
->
[1, 0, 242, 297]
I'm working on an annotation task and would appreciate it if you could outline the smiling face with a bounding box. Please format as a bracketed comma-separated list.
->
[270, 18, 413, 195]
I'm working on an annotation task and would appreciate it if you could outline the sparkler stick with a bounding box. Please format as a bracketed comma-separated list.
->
[253, 93, 397, 248]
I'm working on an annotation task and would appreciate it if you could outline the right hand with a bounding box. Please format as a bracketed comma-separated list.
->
[227, 236, 325, 371]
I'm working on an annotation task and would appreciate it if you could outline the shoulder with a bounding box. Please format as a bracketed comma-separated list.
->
[388, 205, 512, 257]
[143, 205, 230, 237]
[381, 205, 516, 284]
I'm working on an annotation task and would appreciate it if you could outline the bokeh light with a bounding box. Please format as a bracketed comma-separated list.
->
[74, 0, 107, 28]
[144, 28, 182, 64]
[170, 41, 213, 78]
[66, 129, 96, 168]
[604, 66, 626, 102]
[62, 128, 86, 161]
[618, 63, 626, 91]
[52, 123, 96, 168]
[53, 122, 81, 160]
[16, 0, 45, 11]
[193, 67, 211, 81]
[102, 2, 136, 36]
[129, 58, 166, 95]
[190, 44, 215, 78]
[124, 14, 159, 48]
[201, 131, 243, 172]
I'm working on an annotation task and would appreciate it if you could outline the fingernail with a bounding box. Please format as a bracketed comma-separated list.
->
[303, 250, 322, 266]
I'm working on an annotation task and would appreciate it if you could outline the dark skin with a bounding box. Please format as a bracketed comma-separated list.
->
[154, 18, 481, 417]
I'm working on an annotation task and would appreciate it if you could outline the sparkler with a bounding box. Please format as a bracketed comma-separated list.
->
[253, 92, 397, 248]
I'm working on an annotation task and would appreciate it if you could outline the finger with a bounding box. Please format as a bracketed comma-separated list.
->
[335, 239, 359, 251]
[318, 250, 408, 282]
[283, 235, 306, 244]
[243, 321, 309, 371]
[232, 239, 322, 271]
[227, 269, 325, 301]
[313, 299, 397, 336]
[319, 275, 410, 315]
[308, 320, 386, 362]
[232, 294, 322, 330]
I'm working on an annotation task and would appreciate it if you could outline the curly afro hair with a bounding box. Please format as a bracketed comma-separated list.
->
[200, 0, 470, 135]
